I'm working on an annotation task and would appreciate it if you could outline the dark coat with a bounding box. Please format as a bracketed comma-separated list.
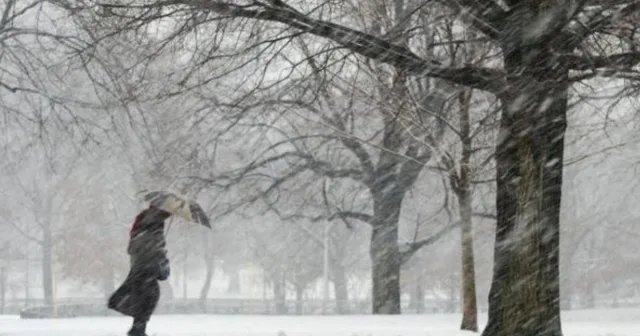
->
[108, 208, 171, 320]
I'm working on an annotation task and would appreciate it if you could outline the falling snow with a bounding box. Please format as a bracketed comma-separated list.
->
[1, 1, 640, 336]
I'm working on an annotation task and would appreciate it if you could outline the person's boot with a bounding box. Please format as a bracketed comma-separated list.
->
[127, 319, 148, 336]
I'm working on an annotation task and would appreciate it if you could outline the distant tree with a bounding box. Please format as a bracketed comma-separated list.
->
[242, 214, 323, 313]
[0, 149, 84, 306]
[55, 158, 135, 298]
[297, 216, 370, 314]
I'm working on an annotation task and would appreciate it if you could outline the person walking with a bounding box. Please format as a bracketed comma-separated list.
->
[108, 206, 172, 336]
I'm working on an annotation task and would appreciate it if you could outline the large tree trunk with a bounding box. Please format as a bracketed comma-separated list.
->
[370, 194, 403, 314]
[332, 261, 349, 314]
[42, 226, 54, 307]
[482, 51, 567, 336]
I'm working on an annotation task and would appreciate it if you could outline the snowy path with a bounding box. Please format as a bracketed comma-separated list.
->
[2, 309, 639, 336]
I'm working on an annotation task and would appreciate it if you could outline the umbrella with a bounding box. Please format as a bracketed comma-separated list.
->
[139, 190, 211, 228]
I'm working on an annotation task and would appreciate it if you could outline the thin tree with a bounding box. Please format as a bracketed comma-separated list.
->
[432, 23, 498, 331]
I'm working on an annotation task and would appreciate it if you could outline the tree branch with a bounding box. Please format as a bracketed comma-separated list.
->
[565, 1, 640, 48]
[563, 51, 640, 71]
[311, 210, 374, 226]
[328, 211, 374, 225]
[339, 136, 375, 184]
[321, 179, 356, 229]
[217, 150, 365, 187]
[112, 0, 507, 92]
[1, 216, 43, 246]
[397, 144, 429, 190]
[252, 97, 377, 184]
[400, 220, 461, 265]
[473, 212, 497, 220]
[291, 43, 376, 180]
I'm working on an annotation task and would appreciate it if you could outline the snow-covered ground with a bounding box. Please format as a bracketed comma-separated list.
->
[2, 309, 640, 336]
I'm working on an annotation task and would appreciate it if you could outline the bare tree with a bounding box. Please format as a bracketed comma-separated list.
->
[0, 147, 86, 306]
[0, 0, 122, 155]
[66, 0, 640, 332]
[300, 224, 370, 313]
[55, 156, 136, 298]
[422, 23, 498, 331]
[242, 214, 321, 314]
[61, 0, 463, 314]
[209, 77, 457, 314]
[0, 0, 135, 305]
[295, 182, 371, 313]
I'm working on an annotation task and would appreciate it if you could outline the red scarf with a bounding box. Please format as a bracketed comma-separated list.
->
[130, 209, 150, 237]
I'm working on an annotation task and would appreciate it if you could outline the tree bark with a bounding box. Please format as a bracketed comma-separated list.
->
[482, 49, 567, 336]
[332, 261, 349, 314]
[370, 193, 404, 314]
